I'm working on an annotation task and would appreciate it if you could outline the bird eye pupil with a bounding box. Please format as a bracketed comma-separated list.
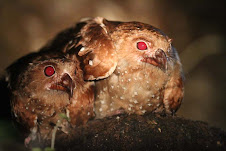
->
[44, 66, 55, 77]
[137, 42, 147, 50]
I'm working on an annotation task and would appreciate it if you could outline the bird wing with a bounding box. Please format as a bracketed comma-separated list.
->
[75, 17, 118, 80]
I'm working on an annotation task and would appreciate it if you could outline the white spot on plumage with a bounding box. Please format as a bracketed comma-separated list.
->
[103, 87, 107, 91]
[120, 96, 124, 100]
[80, 47, 85, 52]
[111, 85, 114, 89]
[134, 91, 138, 96]
[134, 100, 138, 104]
[128, 78, 131, 82]
[101, 100, 105, 104]
[87, 112, 90, 116]
[139, 106, 143, 109]
[157, 96, 160, 100]
[148, 103, 152, 106]
[128, 107, 132, 111]
[99, 108, 103, 112]
[89, 60, 93, 66]
[142, 110, 146, 114]
[68, 40, 73, 44]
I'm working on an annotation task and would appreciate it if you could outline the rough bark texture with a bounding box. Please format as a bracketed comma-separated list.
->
[29, 113, 226, 151]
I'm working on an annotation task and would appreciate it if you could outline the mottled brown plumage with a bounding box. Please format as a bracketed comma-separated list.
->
[7, 17, 184, 143]
[6, 53, 94, 145]
[72, 17, 184, 118]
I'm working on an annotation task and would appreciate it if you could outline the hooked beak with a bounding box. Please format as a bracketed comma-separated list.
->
[141, 49, 167, 70]
[49, 73, 75, 98]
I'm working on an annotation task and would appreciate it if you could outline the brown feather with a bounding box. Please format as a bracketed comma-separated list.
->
[76, 17, 118, 80]
[7, 52, 95, 144]
[74, 17, 184, 118]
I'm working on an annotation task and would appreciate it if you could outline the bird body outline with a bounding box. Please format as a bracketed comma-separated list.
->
[70, 17, 184, 118]
[6, 52, 95, 144]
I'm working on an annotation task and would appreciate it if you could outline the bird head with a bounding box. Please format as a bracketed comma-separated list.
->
[109, 21, 178, 72]
[43, 63, 75, 99]
[6, 54, 83, 107]
[26, 57, 83, 104]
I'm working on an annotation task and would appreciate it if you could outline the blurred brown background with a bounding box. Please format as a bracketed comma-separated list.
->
[0, 0, 225, 148]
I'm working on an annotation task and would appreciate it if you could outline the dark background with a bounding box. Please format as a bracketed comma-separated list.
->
[0, 0, 225, 148]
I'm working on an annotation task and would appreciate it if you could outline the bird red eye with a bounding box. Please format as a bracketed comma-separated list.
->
[137, 42, 147, 50]
[44, 66, 55, 77]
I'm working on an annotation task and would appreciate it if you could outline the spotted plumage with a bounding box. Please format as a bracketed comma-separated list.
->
[6, 52, 94, 144]
[70, 17, 184, 118]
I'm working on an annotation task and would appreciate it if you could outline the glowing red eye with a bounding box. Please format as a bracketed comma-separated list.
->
[137, 42, 147, 50]
[44, 66, 55, 77]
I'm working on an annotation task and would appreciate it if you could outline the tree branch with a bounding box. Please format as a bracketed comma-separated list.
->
[31, 113, 226, 151]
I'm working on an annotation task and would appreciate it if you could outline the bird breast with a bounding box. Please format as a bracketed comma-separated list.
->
[94, 61, 169, 118]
